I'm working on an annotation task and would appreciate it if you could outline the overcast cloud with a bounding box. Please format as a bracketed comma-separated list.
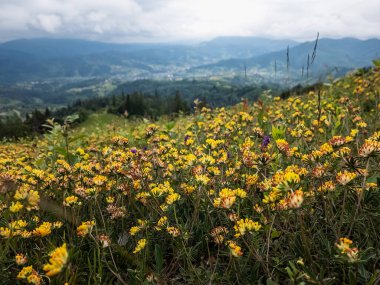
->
[0, 0, 379, 43]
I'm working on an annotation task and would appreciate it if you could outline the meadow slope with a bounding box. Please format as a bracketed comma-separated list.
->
[0, 64, 380, 284]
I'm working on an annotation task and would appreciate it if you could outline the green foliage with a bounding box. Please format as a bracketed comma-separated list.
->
[372, 59, 380, 67]
[271, 125, 286, 140]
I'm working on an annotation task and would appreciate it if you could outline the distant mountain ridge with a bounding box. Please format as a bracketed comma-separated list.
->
[0, 36, 379, 84]
[195, 38, 380, 77]
[0, 37, 297, 59]
[196, 36, 299, 59]
[0, 38, 160, 59]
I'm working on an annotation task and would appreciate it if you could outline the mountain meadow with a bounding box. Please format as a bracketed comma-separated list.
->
[0, 45, 380, 285]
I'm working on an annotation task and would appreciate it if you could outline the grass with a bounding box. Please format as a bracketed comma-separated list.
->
[0, 64, 380, 284]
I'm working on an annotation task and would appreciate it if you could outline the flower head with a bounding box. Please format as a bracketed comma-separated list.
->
[336, 171, 357, 185]
[261, 135, 271, 150]
[336, 238, 359, 262]
[43, 243, 68, 277]
[15, 253, 28, 265]
[226, 241, 243, 257]
[33, 222, 52, 237]
[133, 238, 147, 254]
[77, 221, 95, 237]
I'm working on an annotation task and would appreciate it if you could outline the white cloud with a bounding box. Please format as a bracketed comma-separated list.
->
[0, 0, 379, 42]
[35, 14, 62, 33]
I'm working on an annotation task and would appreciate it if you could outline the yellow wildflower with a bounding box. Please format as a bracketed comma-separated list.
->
[167, 226, 181, 237]
[27, 190, 40, 210]
[33, 222, 52, 237]
[27, 272, 42, 285]
[21, 230, 32, 238]
[284, 172, 300, 184]
[214, 188, 237, 209]
[320, 143, 334, 155]
[287, 189, 304, 209]
[336, 238, 359, 263]
[77, 221, 95, 237]
[129, 219, 147, 235]
[234, 218, 261, 237]
[358, 141, 380, 157]
[63, 195, 80, 206]
[245, 174, 259, 186]
[234, 188, 247, 198]
[336, 171, 357, 185]
[10, 201, 23, 213]
[262, 188, 281, 204]
[93, 175, 107, 186]
[226, 241, 243, 257]
[155, 216, 168, 231]
[15, 254, 28, 265]
[17, 265, 33, 279]
[43, 243, 68, 277]
[181, 183, 196, 195]
[166, 193, 181, 205]
[129, 226, 140, 236]
[195, 174, 210, 185]
[106, 196, 115, 203]
[318, 181, 335, 192]
[53, 221, 63, 229]
[133, 238, 147, 254]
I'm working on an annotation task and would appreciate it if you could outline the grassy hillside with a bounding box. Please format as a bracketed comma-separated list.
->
[0, 64, 379, 284]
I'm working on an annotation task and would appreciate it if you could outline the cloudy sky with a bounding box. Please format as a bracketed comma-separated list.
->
[0, 0, 379, 43]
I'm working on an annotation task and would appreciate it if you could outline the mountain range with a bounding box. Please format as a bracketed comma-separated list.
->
[2, 36, 379, 84]
[195, 38, 380, 78]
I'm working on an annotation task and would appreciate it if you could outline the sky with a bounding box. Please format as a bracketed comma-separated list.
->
[0, 0, 379, 43]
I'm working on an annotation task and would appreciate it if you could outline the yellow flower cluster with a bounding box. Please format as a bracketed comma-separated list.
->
[336, 171, 357, 186]
[212, 188, 248, 209]
[15, 253, 28, 265]
[234, 218, 262, 237]
[133, 238, 147, 254]
[77, 221, 95, 237]
[17, 265, 42, 285]
[43, 243, 68, 277]
[226, 241, 243, 257]
[335, 238, 359, 262]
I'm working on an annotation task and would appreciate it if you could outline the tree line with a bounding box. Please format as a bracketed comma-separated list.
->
[0, 90, 190, 139]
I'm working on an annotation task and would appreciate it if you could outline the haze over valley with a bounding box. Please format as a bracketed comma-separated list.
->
[0, 0, 379, 119]
[1, 36, 379, 116]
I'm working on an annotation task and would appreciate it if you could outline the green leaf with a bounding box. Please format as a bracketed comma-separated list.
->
[165, 121, 176, 131]
[372, 59, 380, 67]
[289, 261, 298, 273]
[366, 176, 378, 183]
[267, 278, 279, 285]
[258, 109, 264, 129]
[35, 158, 46, 169]
[285, 266, 293, 278]
[367, 270, 380, 285]
[271, 125, 286, 140]
[271, 230, 281, 239]
[154, 244, 164, 274]
[349, 269, 356, 285]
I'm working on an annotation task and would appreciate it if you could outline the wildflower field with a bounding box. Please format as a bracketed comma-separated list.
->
[1, 65, 380, 284]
